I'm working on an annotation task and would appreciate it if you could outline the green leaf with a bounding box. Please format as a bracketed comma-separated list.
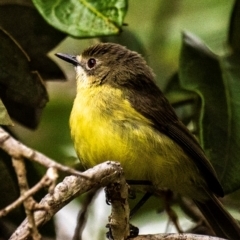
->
[101, 29, 146, 55]
[0, 99, 13, 125]
[0, 99, 13, 126]
[0, 28, 48, 128]
[179, 32, 240, 193]
[165, 73, 199, 108]
[0, 3, 66, 80]
[228, 0, 240, 52]
[0, 148, 25, 230]
[32, 0, 128, 37]
[220, 54, 240, 193]
[164, 73, 201, 127]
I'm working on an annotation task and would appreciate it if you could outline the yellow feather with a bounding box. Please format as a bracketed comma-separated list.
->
[70, 84, 206, 199]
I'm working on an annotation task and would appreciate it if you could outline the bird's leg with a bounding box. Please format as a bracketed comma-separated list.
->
[130, 192, 152, 218]
[126, 180, 153, 218]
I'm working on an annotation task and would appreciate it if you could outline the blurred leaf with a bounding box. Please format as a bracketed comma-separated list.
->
[179, 32, 240, 193]
[220, 54, 240, 193]
[0, 28, 48, 107]
[0, 2, 66, 80]
[20, 98, 74, 164]
[32, 0, 128, 37]
[101, 29, 146, 56]
[0, 99, 13, 125]
[228, 0, 240, 52]
[0, 150, 21, 215]
[0, 28, 48, 128]
[0, 147, 25, 239]
[164, 73, 200, 126]
[165, 73, 199, 107]
[3, 101, 43, 129]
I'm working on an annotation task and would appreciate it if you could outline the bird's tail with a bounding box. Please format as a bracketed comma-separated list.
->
[194, 195, 240, 240]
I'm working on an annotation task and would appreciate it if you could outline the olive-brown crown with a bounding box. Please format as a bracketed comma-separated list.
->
[80, 43, 156, 89]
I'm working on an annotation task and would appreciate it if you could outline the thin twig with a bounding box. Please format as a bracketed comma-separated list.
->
[12, 157, 41, 240]
[9, 161, 123, 240]
[0, 167, 58, 217]
[0, 127, 85, 177]
[72, 188, 100, 240]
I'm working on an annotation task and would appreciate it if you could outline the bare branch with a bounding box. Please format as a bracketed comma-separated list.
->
[0, 128, 226, 240]
[12, 157, 41, 240]
[9, 161, 123, 240]
[129, 233, 226, 240]
[0, 127, 85, 177]
[0, 167, 57, 217]
[106, 176, 130, 240]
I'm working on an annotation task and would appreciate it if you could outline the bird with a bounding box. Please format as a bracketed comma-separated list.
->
[56, 42, 240, 239]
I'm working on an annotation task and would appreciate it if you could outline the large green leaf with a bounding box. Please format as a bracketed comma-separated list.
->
[32, 0, 128, 37]
[0, 28, 48, 128]
[228, 0, 240, 52]
[0, 2, 66, 80]
[179, 32, 240, 193]
[164, 73, 200, 126]
[220, 54, 240, 193]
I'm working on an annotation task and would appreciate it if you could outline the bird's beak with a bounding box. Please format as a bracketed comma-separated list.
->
[55, 53, 80, 66]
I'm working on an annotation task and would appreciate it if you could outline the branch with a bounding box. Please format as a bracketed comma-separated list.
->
[129, 233, 225, 240]
[12, 157, 41, 240]
[0, 127, 84, 176]
[0, 127, 228, 240]
[0, 167, 57, 218]
[106, 175, 130, 240]
[9, 161, 123, 240]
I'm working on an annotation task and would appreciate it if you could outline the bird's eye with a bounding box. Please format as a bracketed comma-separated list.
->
[87, 58, 96, 69]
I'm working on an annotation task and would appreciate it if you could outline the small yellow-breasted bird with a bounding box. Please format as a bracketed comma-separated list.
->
[56, 43, 240, 239]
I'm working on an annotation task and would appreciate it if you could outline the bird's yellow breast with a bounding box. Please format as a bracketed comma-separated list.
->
[70, 84, 206, 198]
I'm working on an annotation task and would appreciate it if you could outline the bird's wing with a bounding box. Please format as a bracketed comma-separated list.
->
[125, 80, 224, 197]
